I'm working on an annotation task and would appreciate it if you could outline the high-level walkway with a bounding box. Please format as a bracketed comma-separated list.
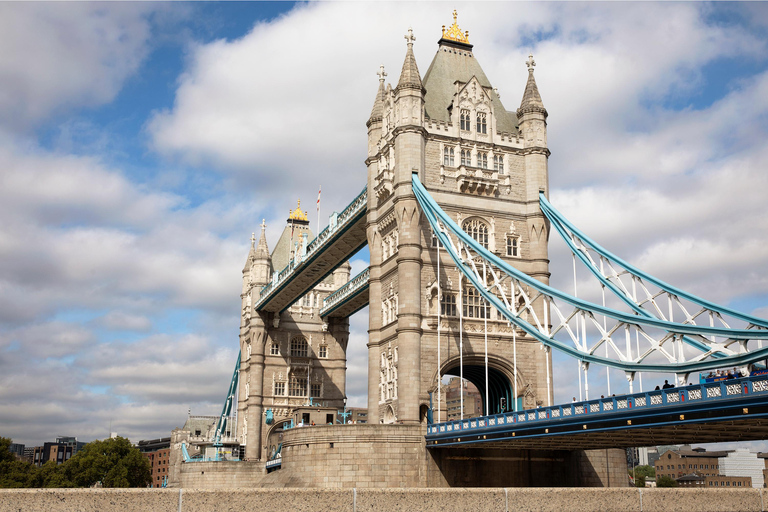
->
[255, 186, 368, 313]
[427, 374, 768, 450]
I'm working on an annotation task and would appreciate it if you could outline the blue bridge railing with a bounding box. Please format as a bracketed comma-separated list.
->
[427, 375, 768, 439]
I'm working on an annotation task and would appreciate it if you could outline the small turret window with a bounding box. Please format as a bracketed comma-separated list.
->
[440, 293, 457, 317]
[478, 152, 488, 169]
[270, 342, 280, 355]
[460, 109, 470, 131]
[319, 345, 328, 358]
[443, 146, 455, 166]
[310, 383, 321, 397]
[274, 382, 285, 396]
[460, 149, 470, 166]
[494, 154, 504, 172]
[476, 112, 487, 134]
[463, 285, 489, 319]
[506, 236, 520, 257]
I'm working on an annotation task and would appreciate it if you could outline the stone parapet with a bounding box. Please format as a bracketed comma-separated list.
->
[2, 488, 766, 512]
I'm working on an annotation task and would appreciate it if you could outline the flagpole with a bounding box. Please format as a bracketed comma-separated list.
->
[316, 186, 321, 235]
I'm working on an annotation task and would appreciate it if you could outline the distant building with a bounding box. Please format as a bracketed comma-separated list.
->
[718, 448, 765, 488]
[656, 446, 766, 488]
[676, 473, 752, 488]
[138, 437, 171, 488]
[8, 443, 25, 460]
[445, 377, 483, 421]
[55, 436, 86, 456]
[33, 442, 74, 467]
[348, 408, 369, 424]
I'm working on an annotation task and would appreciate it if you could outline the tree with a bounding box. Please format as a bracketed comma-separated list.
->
[657, 475, 679, 487]
[0, 437, 39, 488]
[63, 436, 150, 488]
[634, 475, 646, 487]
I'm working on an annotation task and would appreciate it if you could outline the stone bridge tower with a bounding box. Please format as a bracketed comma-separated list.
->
[366, 14, 552, 425]
[238, 204, 350, 461]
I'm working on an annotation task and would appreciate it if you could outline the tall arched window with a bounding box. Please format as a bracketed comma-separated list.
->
[460, 109, 470, 131]
[290, 336, 308, 357]
[476, 112, 487, 134]
[463, 285, 489, 318]
[462, 218, 489, 249]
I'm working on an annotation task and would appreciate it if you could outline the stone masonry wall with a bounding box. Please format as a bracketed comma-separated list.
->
[3, 488, 767, 512]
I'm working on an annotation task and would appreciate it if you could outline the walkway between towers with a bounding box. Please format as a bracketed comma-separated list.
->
[254, 186, 368, 313]
[426, 374, 768, 450]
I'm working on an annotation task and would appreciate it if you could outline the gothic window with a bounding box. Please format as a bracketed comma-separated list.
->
[478, 152, 488, 169]
[443, 146, 455, 166]
[274, 381, 285, 396]
[493, 154, 504, 172]
[431, 232, 438, 248]
[462, 218, 489, 249]
[463, 285, 489, 318]
[389, 297, 397, 323]
[302, 294, 311, 307]
[460, 109, 470, 131]
[270, 342, 280, 355]
[290, 336, 308, 357]
[460, 149, 471, 166]
[476, 112, 487, 134]
[289, 374, 308, 396]
[506, 236, 520, 257]
[310, 383, 321, 398]
[318, 345, 328, 358]
[440, 293, 457, 317]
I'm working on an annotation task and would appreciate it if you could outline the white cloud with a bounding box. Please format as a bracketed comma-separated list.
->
[0, 3, 155, 131]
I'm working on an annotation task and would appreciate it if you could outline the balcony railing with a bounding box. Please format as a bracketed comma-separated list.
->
[320, 267, 370, 317]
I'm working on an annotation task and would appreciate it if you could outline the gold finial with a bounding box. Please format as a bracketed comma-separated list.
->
[288, 199, 308, 222]
[442, 10, 470, 44]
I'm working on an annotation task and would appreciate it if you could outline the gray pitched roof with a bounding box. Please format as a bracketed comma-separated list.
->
[271, 220, 313, 274]
[422, 41, 517, 135]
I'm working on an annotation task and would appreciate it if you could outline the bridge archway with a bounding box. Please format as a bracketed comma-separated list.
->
[441, 356, 525, 415]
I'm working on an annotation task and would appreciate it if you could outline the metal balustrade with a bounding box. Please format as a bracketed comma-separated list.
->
[426, 375, 768, 439]
[255, 186, 367, 311]
[319, 267, 370, 317]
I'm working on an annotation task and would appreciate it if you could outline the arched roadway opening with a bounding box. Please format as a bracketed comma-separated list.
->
[443, 362, 514, 416]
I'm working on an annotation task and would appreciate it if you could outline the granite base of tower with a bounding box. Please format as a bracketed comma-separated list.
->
[175, 424, 629, 488]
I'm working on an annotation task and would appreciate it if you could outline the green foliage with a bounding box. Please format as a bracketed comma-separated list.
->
[63, 436, 150, 488]
[657, 475, 679, 487]
[0, 436, 150, 488]
[628, 465, 655, 479]
[634, 475, 646, 487]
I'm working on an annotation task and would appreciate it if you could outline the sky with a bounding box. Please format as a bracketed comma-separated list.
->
[1, 2, 768, 451]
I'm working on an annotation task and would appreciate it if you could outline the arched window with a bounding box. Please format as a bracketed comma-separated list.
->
[463, 285, 489, 319]
[443, 146, 454, 166]
[462, 218, 489, 249]
[460, 149, 471, 166]
[460, 109, 470, 131]
[290, 336, 308, 357]
[476, 112, 487, 134]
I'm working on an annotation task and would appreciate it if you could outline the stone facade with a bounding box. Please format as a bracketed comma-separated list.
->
[237, 210, 351, 462]
[365, 19, 551, 426]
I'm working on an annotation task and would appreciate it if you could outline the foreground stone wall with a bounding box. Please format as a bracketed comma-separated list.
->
[2, 488, 766, 512]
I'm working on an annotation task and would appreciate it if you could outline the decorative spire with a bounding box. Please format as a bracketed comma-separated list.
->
[441, 10, 470, 45]
[396, 27, 423, 91]
[250, 232, 256, 248]
[517, 52, 547, 117]
[255, 219, 270, 260]
[288, 200, 309, 222]
[368, 65, 387, 124]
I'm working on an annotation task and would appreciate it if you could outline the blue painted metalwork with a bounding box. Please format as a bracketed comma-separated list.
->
[426, 374, 768, 447]
[319, 267, 370, 317]
[539, 192, 768, 330]
[412, 173, 768, 373]
[255, 186, 367, 312]
[214, 350, 241, 446]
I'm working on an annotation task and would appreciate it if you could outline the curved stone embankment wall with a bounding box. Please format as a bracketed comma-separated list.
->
[1, 488, 766, 512]
[279, 423, 427, 488]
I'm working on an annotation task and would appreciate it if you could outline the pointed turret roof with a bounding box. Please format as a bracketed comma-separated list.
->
[255, 219, 270, 260]
[396, 28, 424, 92]
[517, 53, 547, 118]
[243, 231, 257, 271]
[368, 65, 387, 125]
[421, 12, 517, 134]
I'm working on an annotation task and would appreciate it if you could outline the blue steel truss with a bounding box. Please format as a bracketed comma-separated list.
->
[412, 173, 768, 376]
[214, 350, 240, 445]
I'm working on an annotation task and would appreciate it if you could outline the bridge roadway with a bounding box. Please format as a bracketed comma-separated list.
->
[427, 375, 768, 450]
[255, 186, 367, 313]
[319, 267, 370, 318]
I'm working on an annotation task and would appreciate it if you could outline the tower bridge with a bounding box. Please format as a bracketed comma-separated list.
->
[170, 13, 768, 489]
